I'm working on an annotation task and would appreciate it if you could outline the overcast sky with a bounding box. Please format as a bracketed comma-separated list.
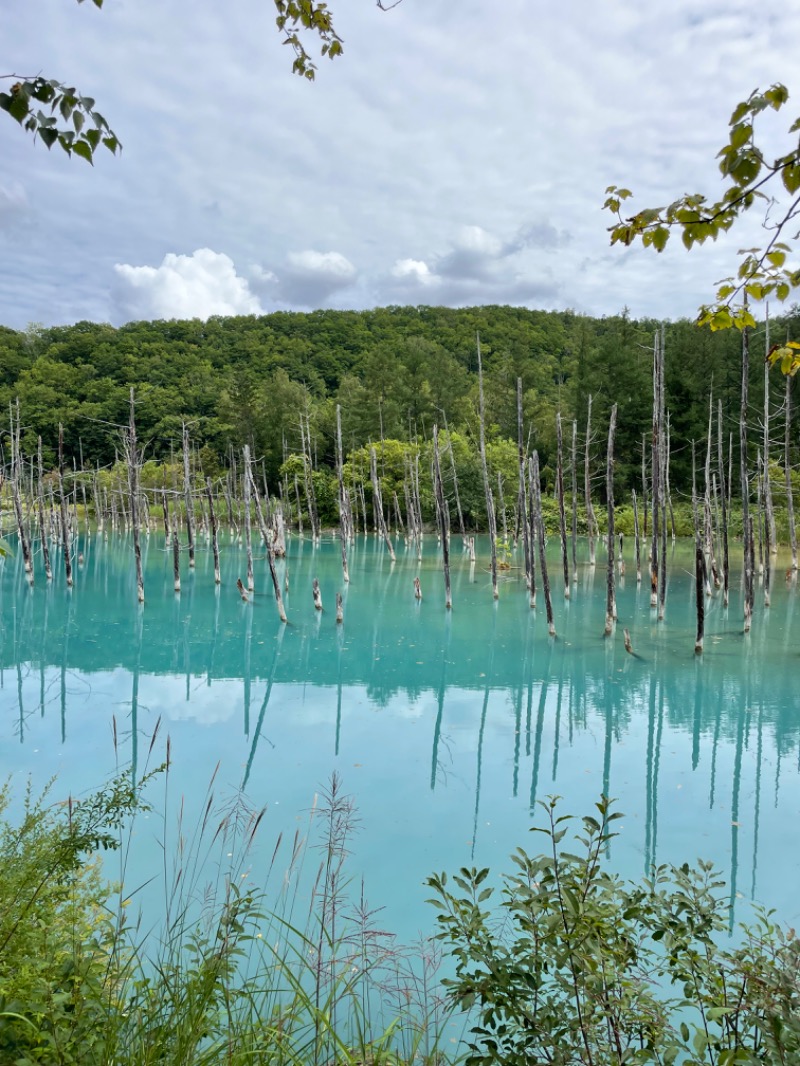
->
[3, 0, 800, 330]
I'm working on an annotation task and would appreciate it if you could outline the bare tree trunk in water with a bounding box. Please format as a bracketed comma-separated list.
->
[336, 405, 350, 583]
[432, 425, 452, 609]
[517, 379, 531, 589]
[243, 446, 254, 592]
[247, 452, 288, 624]
[571, 419, 578, 583]
[764, 304, 777, 553]
[585, 395, 597, 566]
[532, 451, 555, 636]
[182, 422, 195, 569]
[632, 488, 641, 583]
[11, 402, 33, 583]
[206, 476, 221, 584]
[694, 544, 705, 654]
[556, 412, 570, 598]
[128, 389, 144, 603]
[718, 401, 730, 606]
[786, 373, 798, 570]
[477, 333, 498, 599]
[604, 405, 618, 635]
[58, 424, 73, 588]
[370, 446, 396, 561]
[37, 437, 52, 581]
[741, 302, 751, 631]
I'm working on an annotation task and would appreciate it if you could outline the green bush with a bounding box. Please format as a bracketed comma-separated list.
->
[0, 773, 145, 1065]
[428, 797, 800, 1066]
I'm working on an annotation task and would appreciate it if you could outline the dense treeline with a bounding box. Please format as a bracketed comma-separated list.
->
[2, 304, 799, 512]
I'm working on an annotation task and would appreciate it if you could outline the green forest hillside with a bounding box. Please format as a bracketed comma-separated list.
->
[1, 304, 797, 512]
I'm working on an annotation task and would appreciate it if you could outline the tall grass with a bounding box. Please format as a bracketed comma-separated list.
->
[0, 726, 452, 1066]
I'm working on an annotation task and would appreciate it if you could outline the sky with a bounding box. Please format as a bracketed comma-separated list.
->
[3, 0, 800, 330]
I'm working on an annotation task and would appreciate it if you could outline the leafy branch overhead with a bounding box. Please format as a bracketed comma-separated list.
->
[1, 0, 362, 162]
[604, 83, 800, 333]
[1, 0, 117, 162]
[0, 76, 121, 163]
[273, 0, 344, 79]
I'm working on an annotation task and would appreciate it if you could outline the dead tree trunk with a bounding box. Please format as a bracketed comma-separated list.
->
[57, 424, 73, 588]
[571, 419, 578, 583]
[632, 488, 641, 583]
[243, 445, 255, 592]
[666, 412, 676, 541]
[585, 395, 597, 566]
[787, 375, 797, 570]
[370, 445, 396, 561]
[442, 409, 465, 539]
[717, 401, 730, 606]
[704, 394, 716, 594]
[556, 412, 570, 598]
[10, 402, 33, 584]
[694, 544, 704, 654]
[527, 456, 537, 608]
[128, 389, 144, 603]
[335, 405, 350, 583]
[169, 526, 179, 592]
[300, 413, 320, 542]
[763, 461, 772, 607]
[37, 437, 52, 581]
[641, 434, 648, 540]
[605, 404, 618, 635]
[650, 332, 661, 610]
[517, 378, 531, 589]
[764, 304, 777, 553]
[182, 422, 195, 569]
[741, 304, 751, 631]
[477, 333, 499, 599]
[206, 477, 221, 584]
[432, 425, 452, 609]
[247, 453, 288, 623]
[532, 451, 555, 636]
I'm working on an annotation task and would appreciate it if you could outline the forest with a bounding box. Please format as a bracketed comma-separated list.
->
[1, 303, 798, 527]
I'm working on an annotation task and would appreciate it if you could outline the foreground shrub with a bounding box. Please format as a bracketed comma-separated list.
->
[428, 797, 800, 1065]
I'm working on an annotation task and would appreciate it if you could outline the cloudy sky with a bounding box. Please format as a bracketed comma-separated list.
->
[2, 0, 800, 329]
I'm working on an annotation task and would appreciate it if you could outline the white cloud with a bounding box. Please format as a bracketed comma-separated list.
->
[4, 0, 800, 326]
[391, 258, 435, 284]
[277, 250, 358, 307]
[112, 249, 262, 323]
[385, 222, 563, 307]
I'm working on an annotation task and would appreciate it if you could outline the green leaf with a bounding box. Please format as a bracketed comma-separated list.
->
[72, 139, 94, 163]
[39, 127, 58, 149]
[729, 122, 752, 150]
[782, 163, 800, 195]
[8, 91, 31, 124]
[765, 83, 789, 109]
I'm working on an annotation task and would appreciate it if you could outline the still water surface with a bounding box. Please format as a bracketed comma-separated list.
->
[2, 532, 799, 940]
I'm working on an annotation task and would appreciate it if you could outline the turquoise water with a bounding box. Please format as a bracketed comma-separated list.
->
[2, 531, 800, 942]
